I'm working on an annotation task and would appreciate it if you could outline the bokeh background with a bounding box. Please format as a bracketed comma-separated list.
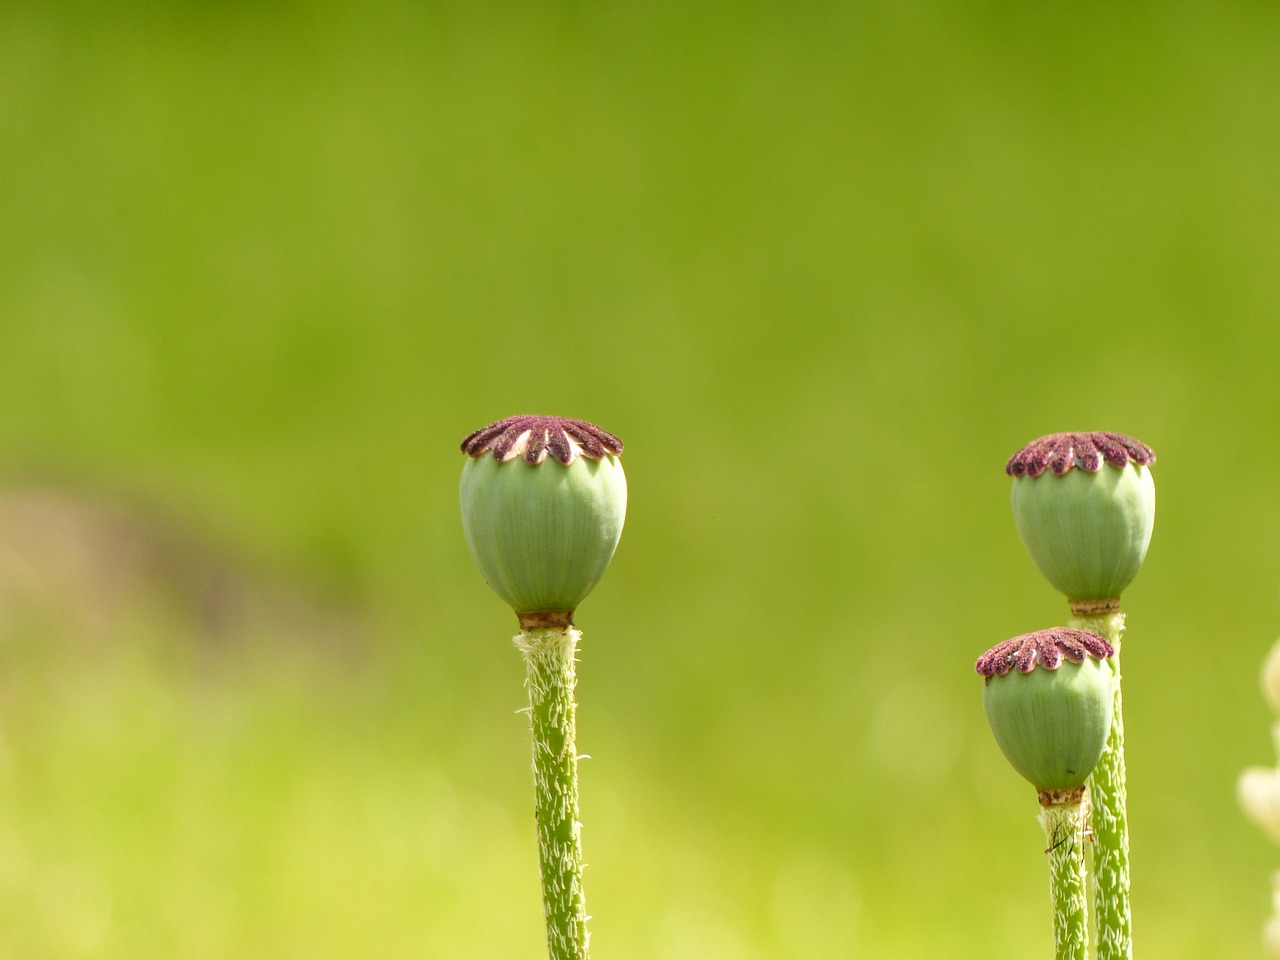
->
[2, 1, 1279, 957]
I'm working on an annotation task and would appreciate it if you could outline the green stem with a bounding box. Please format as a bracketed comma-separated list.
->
[1069, 609, 1131, 960]
[514, 627, 590, 960]
[1040, 799, 1090, 960]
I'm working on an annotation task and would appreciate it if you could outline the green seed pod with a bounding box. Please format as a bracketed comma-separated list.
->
[976, 628, 1115, 802]
[1006, 431, 1156, 605]
[460, 415, 626, 622]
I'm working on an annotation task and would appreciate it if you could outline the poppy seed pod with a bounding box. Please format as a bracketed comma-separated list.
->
[1006, 432, 1156, 605]
[460, 415, 627, 620]
[976, 628, 1115, 800]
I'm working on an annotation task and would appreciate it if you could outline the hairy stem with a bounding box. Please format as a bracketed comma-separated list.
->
[1040, 799, 1090, 960]
[1069, 609, 1131, 960]
[514, 627, 590, 960]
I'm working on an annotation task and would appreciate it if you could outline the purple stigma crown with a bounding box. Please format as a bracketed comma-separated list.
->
[1005, 432, 1155, 479]
[461, 415, 624, 466]
[975, 628, 1114, 678]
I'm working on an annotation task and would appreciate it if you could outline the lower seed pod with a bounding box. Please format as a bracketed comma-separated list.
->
[976, 628, 1115, 800]
[460, 415, 627, 619]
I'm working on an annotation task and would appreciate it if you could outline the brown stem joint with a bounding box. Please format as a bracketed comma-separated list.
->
[518, 610, 575, 630]
[1038, 785, 1086, 807]
[1068, 597, 1121, 617]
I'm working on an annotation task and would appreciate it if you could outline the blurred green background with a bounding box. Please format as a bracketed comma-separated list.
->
[2, 1, 1279, 957]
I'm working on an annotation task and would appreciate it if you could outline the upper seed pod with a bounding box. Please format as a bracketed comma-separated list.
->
[460, 415, 627, 625]
[976, 628, 1115, 803]
[1006, 431, 1156, 605]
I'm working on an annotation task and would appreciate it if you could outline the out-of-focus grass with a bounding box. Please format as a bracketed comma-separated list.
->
[1, 1, 1280, 956]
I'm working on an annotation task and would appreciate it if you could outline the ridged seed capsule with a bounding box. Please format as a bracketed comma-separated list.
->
[460, 414, 627, 624]
[1006, 431, 1156, 606]
[977, 628, 1115, 804]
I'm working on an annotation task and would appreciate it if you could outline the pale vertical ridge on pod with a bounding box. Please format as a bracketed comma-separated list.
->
[1070, 610, 1132, 960]
[1040, 800, 1090, 960]
[515, 627, 590, 960]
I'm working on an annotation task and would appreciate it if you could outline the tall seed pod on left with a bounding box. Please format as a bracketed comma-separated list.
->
[460, 414, 627, 960]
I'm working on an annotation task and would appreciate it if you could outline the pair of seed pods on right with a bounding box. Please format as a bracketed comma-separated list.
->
[980, 431, 1156, 801]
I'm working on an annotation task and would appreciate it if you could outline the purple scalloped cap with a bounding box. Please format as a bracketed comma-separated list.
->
[460, 415, 624, 466]
[1005, 431, 1155, 478]
[975, 628, 1114, 677]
